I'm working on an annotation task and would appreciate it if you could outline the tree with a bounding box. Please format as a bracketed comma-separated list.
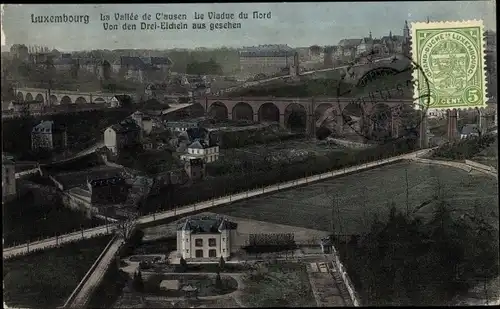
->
[218, 256, 226, 270]
[132, 269, 144, 292]
[117, 211, 139, 240]
[102, 60, 112, 80]
[19, 104, 31, 118]
[179, 256, 188, 272]
[215, 271, 223, 290]
[70, 59, 80, 79]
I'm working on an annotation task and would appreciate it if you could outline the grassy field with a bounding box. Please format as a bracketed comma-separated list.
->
[240, 262, 316, 307]
[213, 161, 498, 235]
[3, 235, 112, 308]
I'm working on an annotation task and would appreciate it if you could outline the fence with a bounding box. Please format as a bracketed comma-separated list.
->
[331, 245, 361, 306]
[465, 159, 498, 175]
[3, 147, 435, 259]
[3, 226, 116, 260]
[412, 157, 473, 173]
[15, 167, 41, 179]
[48, 174, 64, 190]
[138, 148, 434, 224]
[413, 158, 498, 178]
[61, 234, 119, 308]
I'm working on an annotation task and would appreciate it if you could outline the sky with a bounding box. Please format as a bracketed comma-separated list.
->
[0, 1, 496, 51]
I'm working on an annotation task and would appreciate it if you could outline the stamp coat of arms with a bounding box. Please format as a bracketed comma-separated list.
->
[411, 20, 487, 111]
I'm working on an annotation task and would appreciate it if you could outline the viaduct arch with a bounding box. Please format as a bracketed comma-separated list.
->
[201, 96, 412, 138]
[13, 88, 132, 106]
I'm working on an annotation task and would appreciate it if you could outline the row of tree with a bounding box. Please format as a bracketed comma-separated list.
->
[432, 135, 496, 160]
[186, 59, 223, 75]
[343, 200, 498, 305]
[146, 135, 418, 212]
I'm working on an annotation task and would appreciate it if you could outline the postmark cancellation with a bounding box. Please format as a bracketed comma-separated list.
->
[410, 20, 488, 112]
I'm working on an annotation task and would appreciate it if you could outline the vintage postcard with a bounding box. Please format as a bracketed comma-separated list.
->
[1, 2, 498, 309]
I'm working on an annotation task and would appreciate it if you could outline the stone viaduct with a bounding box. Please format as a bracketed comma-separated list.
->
[196, 96, 415, 137]
[195, 96, 497, 144]
[14, 88, 134, 105]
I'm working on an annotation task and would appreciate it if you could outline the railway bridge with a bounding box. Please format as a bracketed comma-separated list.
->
[197, 96, 415, 138]
[14, 87, 134, 105]
[195, 95, 497, 144]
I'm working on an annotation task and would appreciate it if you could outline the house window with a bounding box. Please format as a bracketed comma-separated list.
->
[195, 239, 203, 247]
[186, 249, 189, 253]
[209, 238, 216, 247]
[209, 249, 217, 258]
[195, 249, 204, 258]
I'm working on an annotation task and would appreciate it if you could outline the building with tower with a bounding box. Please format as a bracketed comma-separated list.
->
[325, 21, 411, 65]
[176, 215, 238, 260]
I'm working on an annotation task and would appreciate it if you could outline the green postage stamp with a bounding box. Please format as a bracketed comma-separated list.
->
[411, 20, 487, 111]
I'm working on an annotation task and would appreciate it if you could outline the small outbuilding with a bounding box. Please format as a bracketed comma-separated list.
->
[160, 279, 180, 291]
[320, 237, 333, 254]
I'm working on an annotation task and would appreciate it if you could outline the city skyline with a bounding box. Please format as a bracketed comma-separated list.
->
[1, 1, 496, 52]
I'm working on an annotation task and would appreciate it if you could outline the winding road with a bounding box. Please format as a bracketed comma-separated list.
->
[3, 147, 435, 260]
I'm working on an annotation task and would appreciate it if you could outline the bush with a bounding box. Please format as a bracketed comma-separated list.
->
[433, 135, 496, 160]
[132, 269, 144, 292]
[179, 256, 188, 273]
[118, 229, 144, 257]
[340, 202, 499, 306]
[3, 235, 112, 308]
[160, 136, 418, 210]
[219, 256, 226, 270]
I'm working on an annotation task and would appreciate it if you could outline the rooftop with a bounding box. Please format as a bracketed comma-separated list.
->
[118, 56, 173, 70]
[160, 280, 180, 290]
[338, 39, 363, 47]
[53, 166, 124, 189]
[177, 215, 237, 234]
[32, 120, 66, 133]
[110, 117, 141, 133]
[88, 176, 126, 188]
[188, 139, 216, 149]
[14, 162, 39, 173]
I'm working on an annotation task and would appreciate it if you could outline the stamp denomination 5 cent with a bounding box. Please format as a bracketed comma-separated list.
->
[411, 20, 488, 111]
